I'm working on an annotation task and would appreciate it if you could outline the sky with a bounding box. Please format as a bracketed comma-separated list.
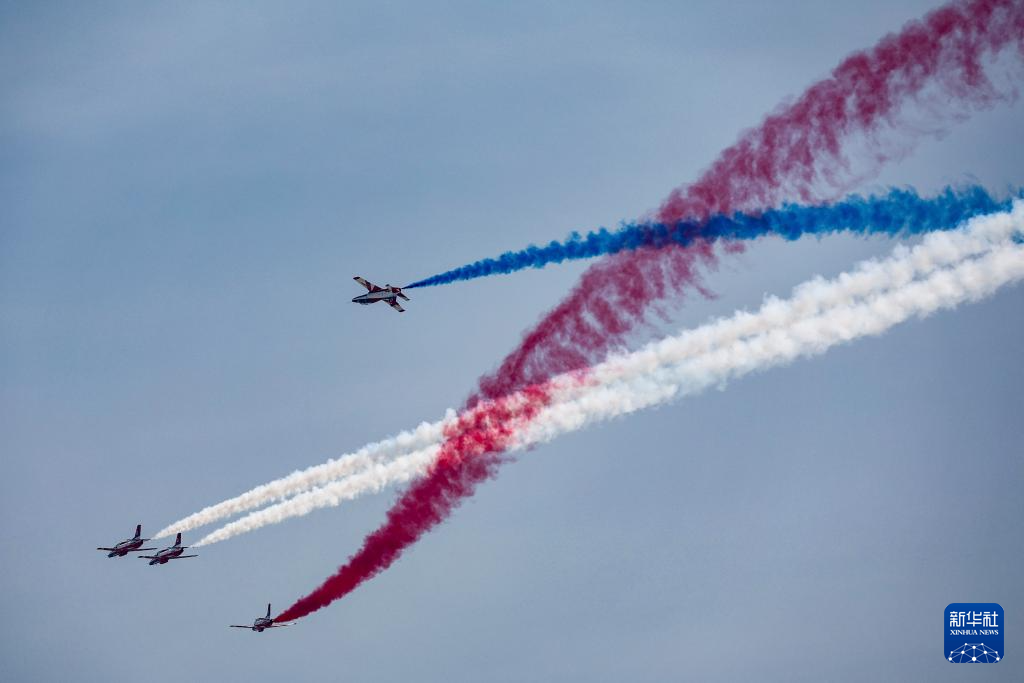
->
[1, 1, 1022, 681]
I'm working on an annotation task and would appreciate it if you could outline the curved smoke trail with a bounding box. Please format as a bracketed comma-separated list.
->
[275, 203, 1024, 622]
[473, 0, 1024, 404]
[196, 203, 1023, 547]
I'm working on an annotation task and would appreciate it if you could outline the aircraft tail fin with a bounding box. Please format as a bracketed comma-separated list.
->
[174, 532, 182, 546]
[267, 603, 272, 618]
[134, 524, 142, 538]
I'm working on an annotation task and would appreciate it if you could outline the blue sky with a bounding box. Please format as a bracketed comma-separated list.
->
[2, 2, 1022, 681]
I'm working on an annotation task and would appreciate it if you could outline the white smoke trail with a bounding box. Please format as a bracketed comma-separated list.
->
[531, 202, 1024, 433]
[192, 203, 1024, 546]
[154, 411, 455, 538]
[526, 240, 1024, 444]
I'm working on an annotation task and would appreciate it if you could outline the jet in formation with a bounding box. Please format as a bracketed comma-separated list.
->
[230, 603, 292, 632]
[352, 276, 410, 312]
[139, 533, 198, 565]
[97, 524, 156, 558]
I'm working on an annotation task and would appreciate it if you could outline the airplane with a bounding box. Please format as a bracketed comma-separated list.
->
[352, 276, 410, 312]
[138, 533, 197, 565]
[97, 524, 156, 558]
[229, 603, 292, 632]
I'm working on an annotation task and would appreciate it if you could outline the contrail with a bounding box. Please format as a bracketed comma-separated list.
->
[197, 204, 1023, 548]
[273, 204, 1024, 623]
[154, 411, 454, 539]
[405, 186, 1009, 289]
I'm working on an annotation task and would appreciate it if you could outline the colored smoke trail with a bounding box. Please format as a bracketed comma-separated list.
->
[197, 203, 1024, 547]
[275, 381, 559, 622]
[405, 186, 1010, 288]
[657, 0, 1023, 224]
[473, 0, 1024, 404]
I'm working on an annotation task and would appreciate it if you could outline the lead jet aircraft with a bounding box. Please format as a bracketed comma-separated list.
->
[352, 276, 410, 312]
[230, 603, 291, 632]
[138, 533, 197, 565]
[97, 524, 155, 558]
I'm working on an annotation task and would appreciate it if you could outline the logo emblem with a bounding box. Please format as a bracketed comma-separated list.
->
[945, 603, 1002, 663]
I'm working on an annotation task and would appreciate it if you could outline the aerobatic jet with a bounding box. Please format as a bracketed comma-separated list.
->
[351, 276, 410, 312]
[97, 524, 155, 558]
[229, 604, 291, 632]
[138, 533, 197, 565]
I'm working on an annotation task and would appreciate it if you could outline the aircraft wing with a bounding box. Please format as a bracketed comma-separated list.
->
[228, 625, 251, 629]
[354, 276, 381, 292]
[134, 547, 157, 552]
[138, 555, 158, 559]
[396, 290, 410, 301]
[96, 547, 118, 551]
[267, 624, 292, 628]
[169, 555, 198, 559]
[387, 300, 405, 313]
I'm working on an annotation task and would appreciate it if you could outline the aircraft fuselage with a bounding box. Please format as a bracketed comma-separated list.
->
[98, 526, 152, 558]
[149, 546, 185, 565]
[352, 289, 399, 304]
[107, 538, 145, 557]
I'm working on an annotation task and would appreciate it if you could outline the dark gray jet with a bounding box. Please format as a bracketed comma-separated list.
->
[352, 276, 410, 312]
[230, 604, 291, 632]
[97, 524, 156, 558]
[138, 533, 197, 565]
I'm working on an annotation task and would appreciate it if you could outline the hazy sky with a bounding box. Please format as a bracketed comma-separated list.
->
[2, 2, 1022, 681]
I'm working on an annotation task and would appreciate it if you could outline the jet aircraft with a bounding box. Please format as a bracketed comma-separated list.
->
[97, 524, 155, 558]
[138, 533, 197, 565]
[352, 276, 410, 312]
[229, 604, 291, 632]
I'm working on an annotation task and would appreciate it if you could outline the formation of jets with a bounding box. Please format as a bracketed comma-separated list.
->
[97, 526, 197, 564]
[100, 276, 408, 632]
[98, 524, 285, 632]
[96, 524, 155, 557]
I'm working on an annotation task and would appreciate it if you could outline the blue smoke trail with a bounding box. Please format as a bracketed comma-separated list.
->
[405, 186, 1015, 288]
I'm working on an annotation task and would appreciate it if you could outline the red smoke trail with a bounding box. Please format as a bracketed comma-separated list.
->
[277, 0, 1024, 622]
[275, 381, 564, 623]
[474, 0, 1024, 406]
[658, 0, 1022, 224]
